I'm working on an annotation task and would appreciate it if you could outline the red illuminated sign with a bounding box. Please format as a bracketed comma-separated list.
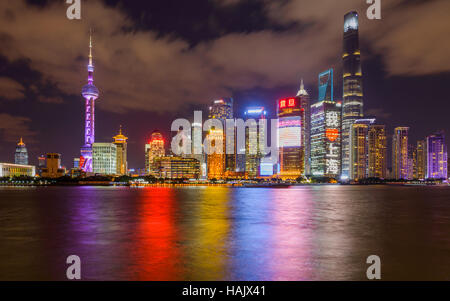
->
[279, 99, 286, 108]
[288, 98, 295, 107]
[326, 129, 339, 142]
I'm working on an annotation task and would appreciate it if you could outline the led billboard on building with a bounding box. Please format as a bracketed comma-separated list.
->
[278, 116, 301, 147]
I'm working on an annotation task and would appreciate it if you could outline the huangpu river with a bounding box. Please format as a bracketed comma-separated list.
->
[1, 185, 450, 281]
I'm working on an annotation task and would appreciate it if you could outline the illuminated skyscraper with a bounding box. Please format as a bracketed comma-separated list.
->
[318, 69, 333, 102]
[113, 126, 128, 175]
[310, 100, 342, 178]
[310, 70, 341, 178]
[349, 119, 374, 180]
[145, 131, 165, 175]
[342, 11, 364, 179]
[80, 31, 99, 173]
[92, 143, 117, 175]
[297, 79, 311, 175]
[244, 107, 266, 178]
[206, 128, 225, 180]
[426, 131, 448, 179]
[368, 124, 387, 179]
[208, 98, 234, 174]
[277, 97, 305, 179]
[349, 119, 386, 180]
[14, 138, 28, 165]
[415, 140, 427, 180]
[392, 127, 409, 180]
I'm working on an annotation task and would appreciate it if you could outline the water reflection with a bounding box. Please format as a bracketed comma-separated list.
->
[1, 186, 450, 280]
[133, 188, 180, 280]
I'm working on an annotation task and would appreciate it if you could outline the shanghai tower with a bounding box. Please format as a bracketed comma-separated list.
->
[80, 31, 99, 172]
[341, 11, 364, 179]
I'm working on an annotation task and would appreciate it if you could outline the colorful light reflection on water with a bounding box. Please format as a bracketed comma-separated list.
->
[1, 185, 450, 280]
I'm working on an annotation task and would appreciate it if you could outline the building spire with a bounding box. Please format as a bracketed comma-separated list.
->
[296, 78, 308, 96]
[18, 137, 25, 146]
[89, 28, 93, 67]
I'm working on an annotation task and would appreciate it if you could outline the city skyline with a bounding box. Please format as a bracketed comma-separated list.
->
[0, 1, 449, 170]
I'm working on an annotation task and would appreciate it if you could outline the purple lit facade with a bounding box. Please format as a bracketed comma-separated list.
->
[80, 33, 99, 172]
[426, 131, 448, 179]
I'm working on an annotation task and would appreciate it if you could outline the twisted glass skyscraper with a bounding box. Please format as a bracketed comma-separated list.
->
[341, 11, 364, 179]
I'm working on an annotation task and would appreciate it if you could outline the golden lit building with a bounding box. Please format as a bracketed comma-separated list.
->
[368, 124, 387, 179]
[153, 156, 200, 179]
[415, 140, 427, 179]
[349, 120, 371, 180]
[113, 126, 128, 175]
[350, 120, 387, 180]
[145, 131, 165, 175]
[206, 129, 225, 180]
[392, 127, 409, 180]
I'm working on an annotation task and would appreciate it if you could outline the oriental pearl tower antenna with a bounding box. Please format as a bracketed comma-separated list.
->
[80, 29, 99, 173]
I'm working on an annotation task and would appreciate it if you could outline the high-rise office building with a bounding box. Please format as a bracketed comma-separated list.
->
[342, 11, 364, 179]
[415, 140, 427, 180]
[244, 107, 266, 178]
[208, 98, 234, 173]
[113, 126, 128, 175]
[145, 131, 165, 175]
[206, 128, 225, 180]
[426, 131, 448, 179]
[349, 119, 374, 180]
[80, 31, 99, 173]
[297, 79, 311, 175]
[349, 119, 386, 180]
[392, 127, 409, 180]
[92, 143, 117, 175]
[277, 97, 305, 179]
[318, 69, 334, 102]
[14, 138, 28, 165]
[311, 70, 341, 178]
[368, 124, 387, 179]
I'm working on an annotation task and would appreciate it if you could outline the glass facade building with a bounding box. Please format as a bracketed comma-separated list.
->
[310, 100, 342, 178]
[92, 143, 117, 175]
[426, 131, 448, 179]
[244, 107, 266, 178]
[342, 11, 364, 179]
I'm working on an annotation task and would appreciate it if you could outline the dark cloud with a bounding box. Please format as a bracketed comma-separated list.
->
[0, 77, 25, 100]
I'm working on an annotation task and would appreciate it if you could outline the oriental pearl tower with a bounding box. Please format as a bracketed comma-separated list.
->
[80, 30, 99, 172]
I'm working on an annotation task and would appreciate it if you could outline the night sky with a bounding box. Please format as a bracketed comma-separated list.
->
[0, 0, 449, 169]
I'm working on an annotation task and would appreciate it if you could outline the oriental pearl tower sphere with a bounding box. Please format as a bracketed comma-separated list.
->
[80, 30, 99, 173]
